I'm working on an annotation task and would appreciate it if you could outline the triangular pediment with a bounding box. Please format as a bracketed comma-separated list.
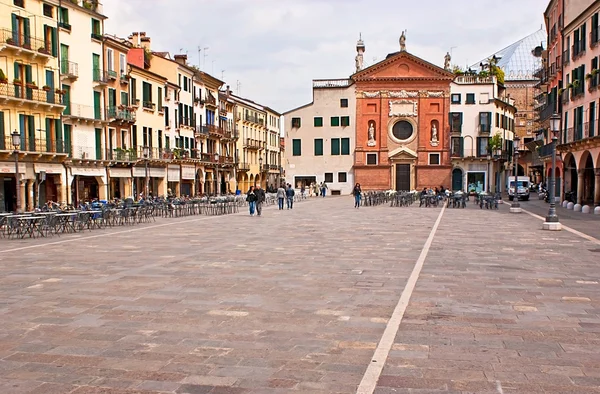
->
[389, 146, 418, 160]
[352, 51, 454, 81]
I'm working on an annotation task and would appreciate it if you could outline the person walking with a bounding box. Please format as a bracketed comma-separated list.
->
[320, 181, 328, 198]
[255, 185, 266, 216]
[246, 186, 257, 216]
[286, 184, 295, 209]
[277, 184, 286, 210]
[352, 183, 362, 208]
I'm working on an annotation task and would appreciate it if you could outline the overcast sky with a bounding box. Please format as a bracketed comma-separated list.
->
[103, 0, 547, 114]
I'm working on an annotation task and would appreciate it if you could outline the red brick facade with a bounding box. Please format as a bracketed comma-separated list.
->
[352, 51, 455, 191]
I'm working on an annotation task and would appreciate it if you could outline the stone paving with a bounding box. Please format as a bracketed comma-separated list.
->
[0, 197, 599, 393]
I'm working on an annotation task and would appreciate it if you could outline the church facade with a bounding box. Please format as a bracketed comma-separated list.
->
[352, 38, 455, 191]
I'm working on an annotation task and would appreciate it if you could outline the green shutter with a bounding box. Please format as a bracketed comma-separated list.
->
[314, 139, 323, 156]
[63, 85, 70, 114]
[95, 128, 102, 159]
[43, 24, 48, 51]
[331, 117, 340, 127]
[19, 114, 25, 150]
[45, 118, 52, 152]
[314, 117, 322, 127]
[92, 54, 100, 80]
[25, 65, 32, 100]
[165, 136, 170, 149]
[23, 18, 30, 47]
[51, 27, 57, 57]
[46, 70, 54, 104]
[158, 87, 162, 109]
[27, 115, 35, 151]
[292, 139, 301, 156]
[54, 119, 62, 153]
[459, 137, 464, 156]
[0, 111, 5, 150]
[93, 91, 101, 119]
[11, 14, 18, 44]
[13, 62, 20, 98]
[331, 138, 340, 155]
[121, 91, 128, 106]
[341, 138, 350, 155]
[63, 124, 72, 156]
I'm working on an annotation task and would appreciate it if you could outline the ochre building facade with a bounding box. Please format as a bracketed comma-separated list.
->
[352, 50, 455, 191]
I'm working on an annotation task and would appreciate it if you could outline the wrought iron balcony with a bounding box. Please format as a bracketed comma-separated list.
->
[63, 103, 106, 122]
[538, 143, 555, 158]
[238, 162, 250, 171]
[60, 60, 78, 80]
[92, 68, 109, 85]
[0, 83, 65, 110]
[2, 136, 67, 155]
[107, 106, 136, 123]
[106, 148, 137, 162]
[0, 28, 54, 61]
[244, 138, 264, 150]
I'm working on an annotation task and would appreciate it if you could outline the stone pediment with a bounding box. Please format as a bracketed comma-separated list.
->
[389, 146, 418, 160]
[352, 51, 454, 81]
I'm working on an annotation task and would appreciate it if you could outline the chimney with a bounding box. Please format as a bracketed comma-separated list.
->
[128, 32, 140, 46]
[174, 54, 188, 65]
[226, 85, 231, 96]
[140, 36, 151, 50]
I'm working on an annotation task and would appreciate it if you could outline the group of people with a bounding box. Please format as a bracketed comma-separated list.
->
[306, 182, 329, 198]
[245, 184, 297, 216]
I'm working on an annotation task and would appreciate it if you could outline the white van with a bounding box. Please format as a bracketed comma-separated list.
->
[507, 176, 531, 201]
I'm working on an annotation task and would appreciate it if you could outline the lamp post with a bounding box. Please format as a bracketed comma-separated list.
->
[11, 130, 21, 213]
[486, 153, 492, 192]
[510, 136, 522, 213]
[494, 147, 502, 193]
[143, 146, 149, 199]
[259, 156, 263, 188]
[214, 152, 220, 196]
[543, 113, 562, 230]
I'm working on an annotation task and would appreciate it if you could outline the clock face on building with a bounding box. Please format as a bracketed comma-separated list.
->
[392, 120, 413, 141]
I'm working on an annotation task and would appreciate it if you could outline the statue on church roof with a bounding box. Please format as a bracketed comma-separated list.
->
[444, 52, 451, 70]
[400, 31, 406, 52]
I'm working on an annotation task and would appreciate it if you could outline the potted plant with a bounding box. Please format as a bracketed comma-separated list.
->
[13, 78, 22, 85]
[42, 85, 51, 91]
[82, 1, 92, 9]
[558, 88, 565, 95]
[38, 46, 49, 55]
[572, 80, 580, 88]
[55, 88, 65, 95]
[0, 69, 7, 84]
[6, 37, 15, 45]
[25, 81, 38, 89]
[592, 69, 599, 76]
[69, 0, 78, 4]
[586, 73, 593, 79]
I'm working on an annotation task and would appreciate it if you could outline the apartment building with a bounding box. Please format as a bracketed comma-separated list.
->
[0, 0, 66, 211]
[449, 75, 517, 193]
[283, 79, 356, 195]
[264, 106, 282, 188]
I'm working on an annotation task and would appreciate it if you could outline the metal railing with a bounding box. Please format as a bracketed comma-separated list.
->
[2, 136, 67, 154]
[107, 106, 136, 122]
[60, 60, 78, 78]
[538, 104, 555, 122]
[0, 28, 51, 57]
[64, 103, 106, 120]
[207, 124, 223, 137]
[238, 162, 250, 171]
[106, 148, 137, 161]
[195, 125, 209, 137]
[244, 114, 264, 125]
[0, 83, 64, 105]
[92, 68, 109, 84]
[454, 75, 495, 84]
[572, 41, 585, 59]
[538, 143, 554, 158]
[244, 138, 264, 150]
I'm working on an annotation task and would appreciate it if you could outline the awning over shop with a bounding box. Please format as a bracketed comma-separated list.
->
[0, 162, 25, 174]
[181, 165, 196, 180]
[109, 168, 132, 178]
[34, 163, 65, 175]
[167, 165, 180, 182]
[70, 167, 106, 177]
[133, 167, 166, 178]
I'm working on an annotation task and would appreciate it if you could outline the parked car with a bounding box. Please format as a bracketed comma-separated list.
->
[507, 176, 531, 201]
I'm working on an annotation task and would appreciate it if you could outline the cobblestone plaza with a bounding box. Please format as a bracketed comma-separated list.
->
[0, 198, 599, 393]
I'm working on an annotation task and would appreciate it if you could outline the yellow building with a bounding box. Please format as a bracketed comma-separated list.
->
[0, 0, 66, 212]
[264, 106, 282, 188]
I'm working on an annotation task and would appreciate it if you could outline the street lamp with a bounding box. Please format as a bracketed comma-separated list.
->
[510, 136, 522, 213]
[486, 152, 492, 193]
[11, 130, 21, 213]
[493, 147, 502, 193]
[543, 113, 562, 230]
[214, 152, 220, 196]
[143, 146, 149, 199]
[259, 156, 263, 188]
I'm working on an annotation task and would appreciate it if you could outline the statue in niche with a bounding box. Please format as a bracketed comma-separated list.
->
[430, 122, 439, 147]
[367, 121, 376, 146]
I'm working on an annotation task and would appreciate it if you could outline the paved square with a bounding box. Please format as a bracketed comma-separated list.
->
[0, 197, 599, 393]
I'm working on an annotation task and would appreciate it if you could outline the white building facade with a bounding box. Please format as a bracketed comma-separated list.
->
[449, 75, 516, 193]
[283, 79, 356, 195]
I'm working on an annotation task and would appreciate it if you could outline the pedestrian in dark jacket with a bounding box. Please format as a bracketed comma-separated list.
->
[352, 183, 362, 208]
[246, 186, 257, 216]
[277, 185, 286, 210]
[286, 184, 295, 209]
[255, 185, 266, 216]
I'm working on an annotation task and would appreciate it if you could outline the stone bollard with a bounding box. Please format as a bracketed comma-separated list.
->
[562, 200, 568, 208]
[595, 206, 600, 215]
[567, 202, 574, 210]
[574, 204, 582, 212]
[582, 205, 591, 214]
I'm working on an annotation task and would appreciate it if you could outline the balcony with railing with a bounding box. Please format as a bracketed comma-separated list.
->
[195, 125, 209, 138]
[63, 103, 107, 123]
[106, 147, 137, 162]
[0, 83, 65, 110]
[142, 101, 155, 111]
[0, 29, 54, 61]
[205, 92, 217, 106]
[207, 124, 223, 137]
[245, 113, 265, 126]
[538, 142, 555, 158]
[107, 106, 136, 123]
[2, 136, 67, 155]
[60, 60, 78, 80]
[92, 68, 109, 85]
[238, 162, 250, 171]
[454, 75, 495, 84]
[538, 103, 555, 122]
[244, 138, 264, 150]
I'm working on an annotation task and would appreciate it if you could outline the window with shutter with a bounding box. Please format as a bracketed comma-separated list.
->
[341, 138, 350, 155]
[314, 117, 323, 127]
[331, 117, 340, 127]
[292, 139, 301, 156]
[331, 138, 340, 155]
[314, 138, 323, 156]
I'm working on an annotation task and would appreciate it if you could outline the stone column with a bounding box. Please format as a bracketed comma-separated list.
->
[595, 169, 600, 206]
[26, 180, 34, 211]
[18, 179, 26, 212]
[98, 182, 108, 201]
[124, 178, 132, 199]
[577, 169, 585, 205]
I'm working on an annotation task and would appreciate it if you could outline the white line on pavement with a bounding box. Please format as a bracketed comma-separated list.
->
[356, 206, 446, 394]
[522, 209, 600, 246]
[496, 380, 505, 394]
